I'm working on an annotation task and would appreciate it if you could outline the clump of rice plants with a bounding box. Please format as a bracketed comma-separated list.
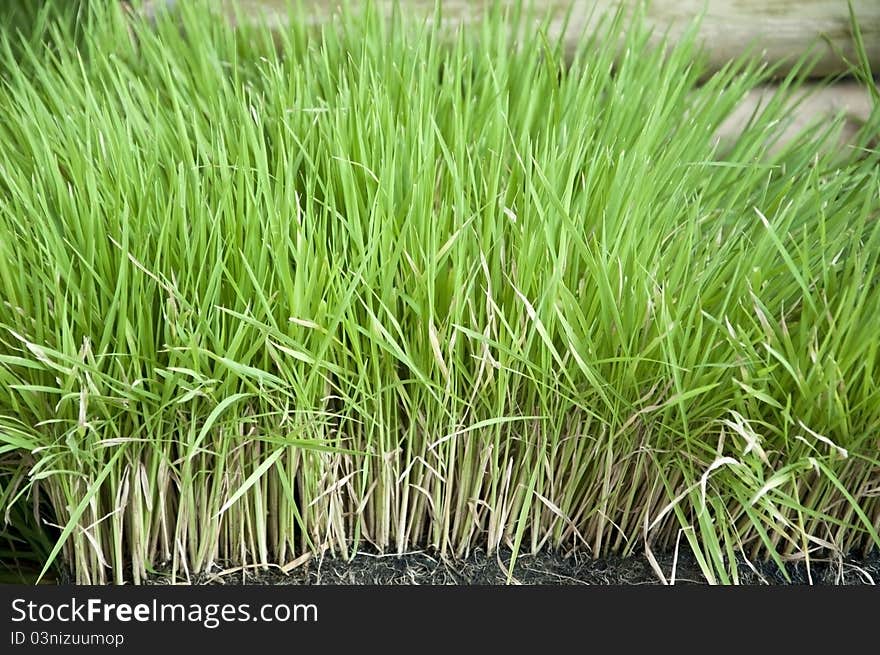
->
[0, 1, 878, 584]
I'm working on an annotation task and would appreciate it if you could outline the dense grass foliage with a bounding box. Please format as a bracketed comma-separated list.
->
[0, 2, 878, 584]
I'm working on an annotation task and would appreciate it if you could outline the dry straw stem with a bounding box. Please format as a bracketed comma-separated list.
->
[0, 1, 878, 584]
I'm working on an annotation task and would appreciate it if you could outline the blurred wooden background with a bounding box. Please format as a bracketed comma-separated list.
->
[138, 0, 880, 76]
[138, 1, 878, 145]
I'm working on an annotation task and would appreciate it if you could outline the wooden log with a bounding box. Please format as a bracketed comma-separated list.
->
[714, 81, 875, 151]
[161, 0, 879, 77]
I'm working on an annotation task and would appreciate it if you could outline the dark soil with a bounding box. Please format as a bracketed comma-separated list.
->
[146, 547, 880, 586]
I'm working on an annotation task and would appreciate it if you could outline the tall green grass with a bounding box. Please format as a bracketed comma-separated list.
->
[0, 1, 878, 584]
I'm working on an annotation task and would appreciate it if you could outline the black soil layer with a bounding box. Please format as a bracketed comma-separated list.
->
[146, 548, 880, 586]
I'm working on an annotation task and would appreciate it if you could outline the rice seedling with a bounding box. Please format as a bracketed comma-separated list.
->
[0, 1, 878, 585]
